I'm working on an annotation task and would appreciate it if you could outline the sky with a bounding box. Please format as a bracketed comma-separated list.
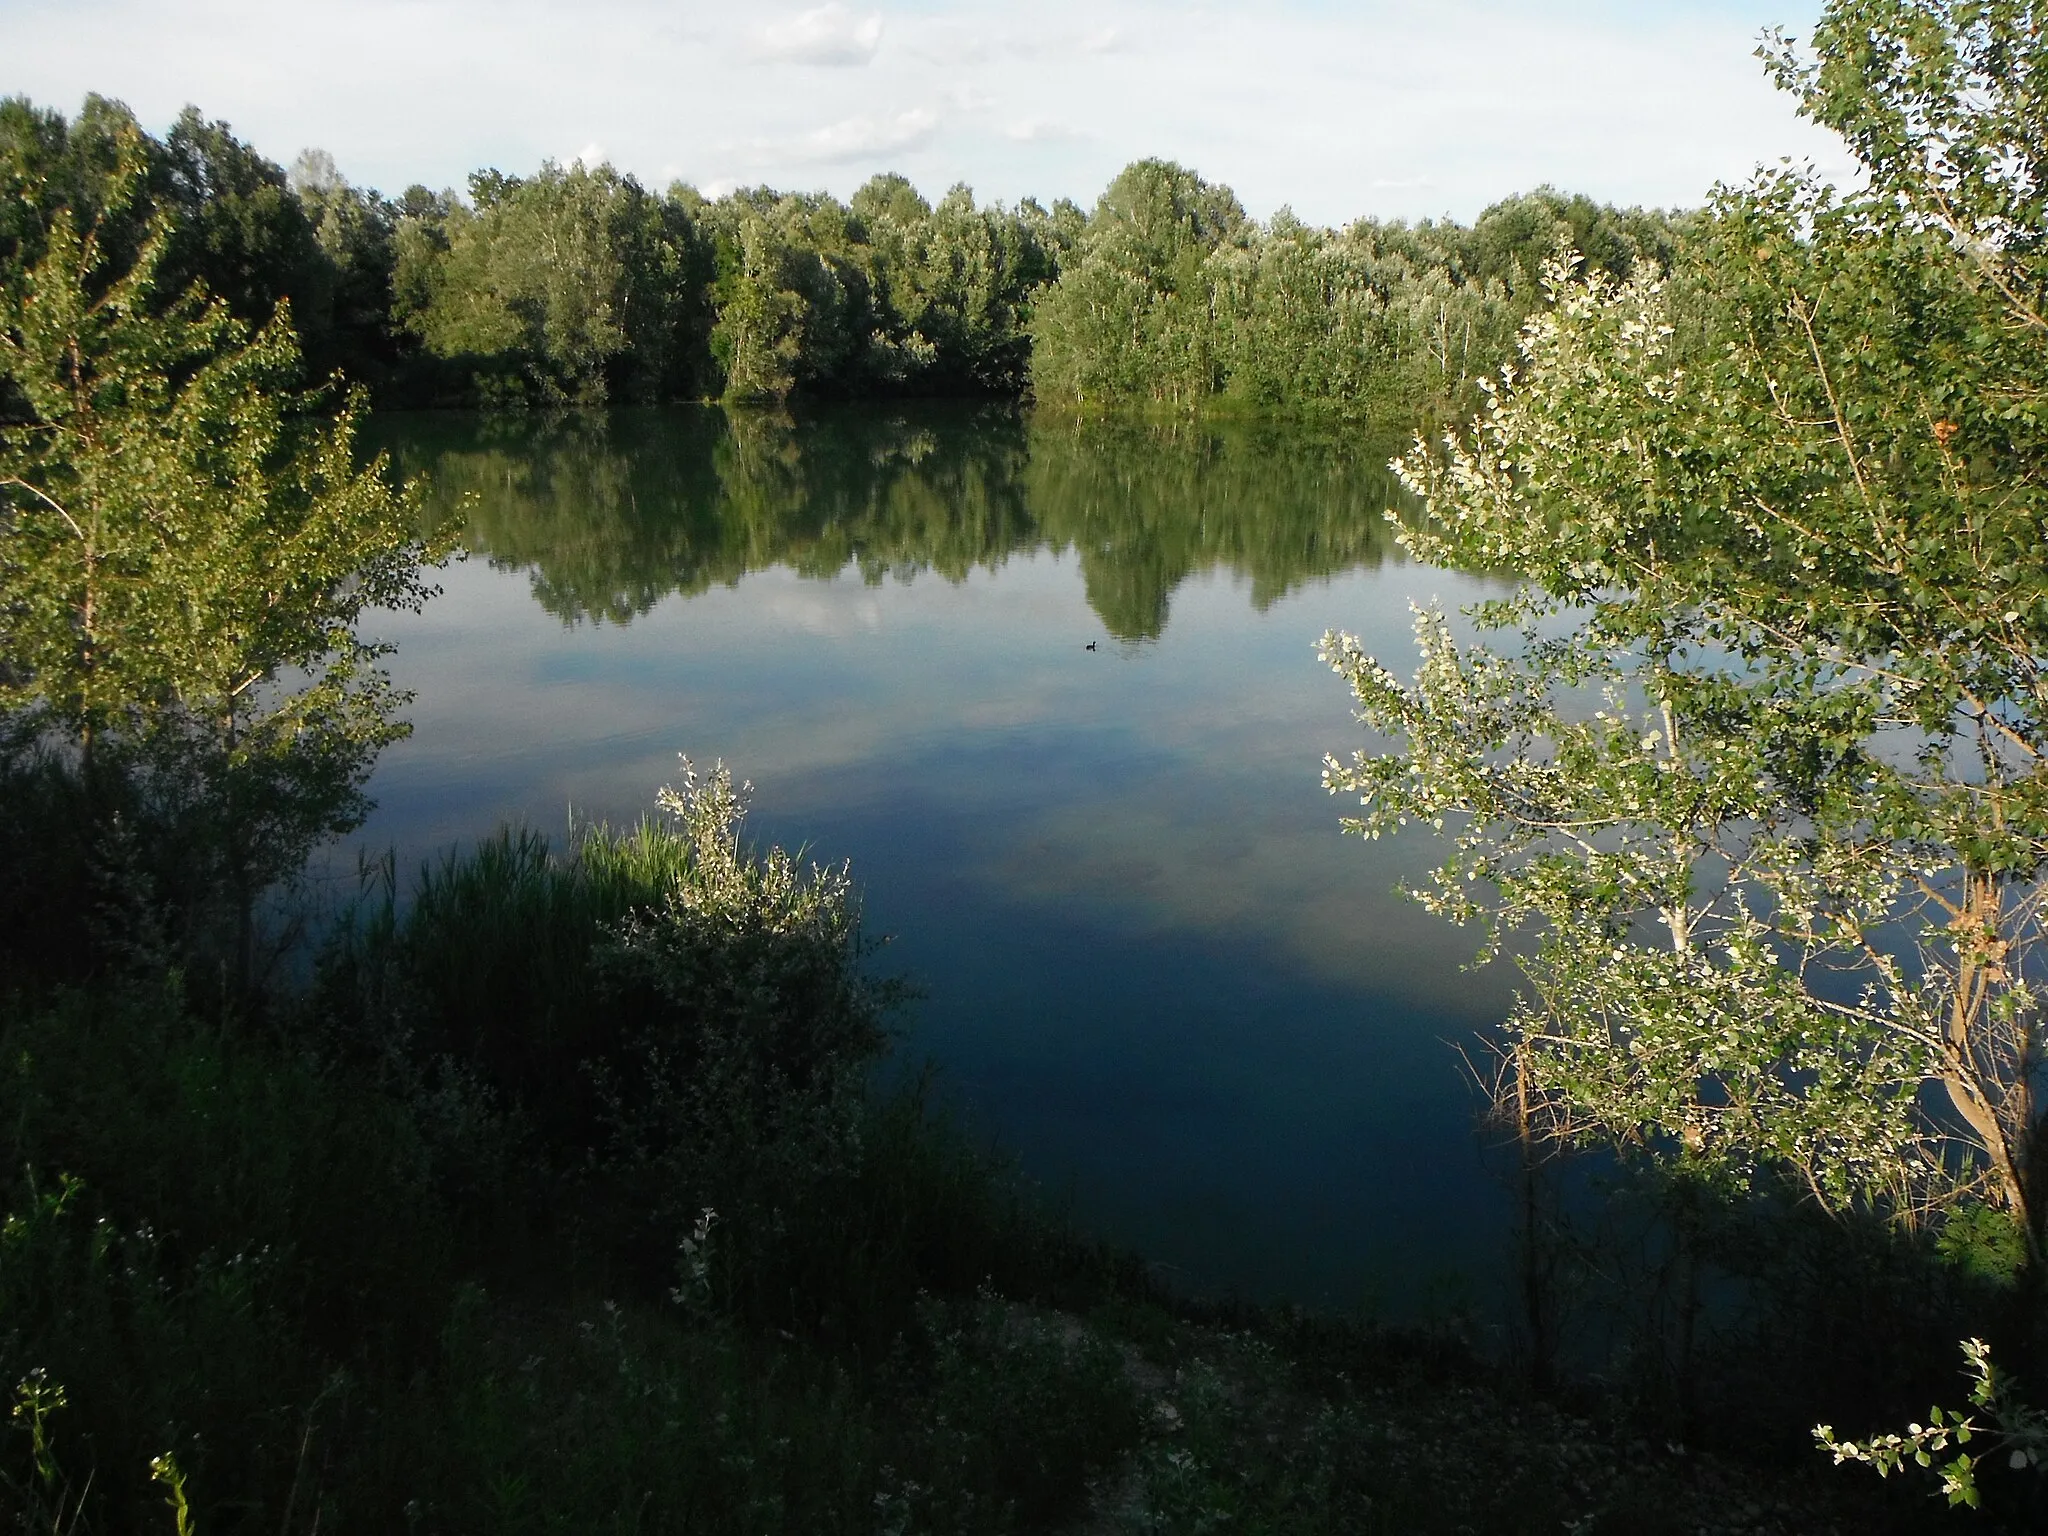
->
[5, 0, 1847, 225]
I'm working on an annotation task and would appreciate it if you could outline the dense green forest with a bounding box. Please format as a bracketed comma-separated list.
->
[1, 94, 1678, 420]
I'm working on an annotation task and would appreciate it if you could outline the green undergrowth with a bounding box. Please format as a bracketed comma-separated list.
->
[0, 766, 1160, 1531]
[0, 766, 2017, 1532]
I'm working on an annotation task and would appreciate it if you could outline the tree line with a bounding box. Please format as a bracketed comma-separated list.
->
[1, 95, 1679, 420]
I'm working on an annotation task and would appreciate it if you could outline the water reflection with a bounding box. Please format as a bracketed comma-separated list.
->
[387, 405, 1407, 641]
[360, 404, 1513, 1311]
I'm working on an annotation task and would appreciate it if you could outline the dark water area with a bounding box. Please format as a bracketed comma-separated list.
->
[354, 403, 1520, 1314]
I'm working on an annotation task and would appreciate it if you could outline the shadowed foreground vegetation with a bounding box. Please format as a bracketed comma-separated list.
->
[0, 754, 1994, 1533]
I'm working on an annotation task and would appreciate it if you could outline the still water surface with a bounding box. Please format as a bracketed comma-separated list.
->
[359, 404, 1519, 1312]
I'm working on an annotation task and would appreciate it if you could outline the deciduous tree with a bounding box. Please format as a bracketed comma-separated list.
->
[1323, 0, 2048, 1252]
[0, 124, 442, 982]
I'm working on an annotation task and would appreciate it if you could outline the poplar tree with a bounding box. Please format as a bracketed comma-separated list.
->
[0, 125, 441, 982]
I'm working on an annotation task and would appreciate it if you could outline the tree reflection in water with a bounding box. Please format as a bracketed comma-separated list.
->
[387, 404, 1413, 641]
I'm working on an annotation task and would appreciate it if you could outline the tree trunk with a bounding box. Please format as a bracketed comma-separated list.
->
[1940, 869, 2038, 1261]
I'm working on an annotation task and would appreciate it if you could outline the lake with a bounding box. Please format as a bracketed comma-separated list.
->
[357, 403, 1520, 1314]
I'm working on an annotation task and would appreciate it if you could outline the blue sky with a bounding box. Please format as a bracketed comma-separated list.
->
[5, 0, 1843, 223]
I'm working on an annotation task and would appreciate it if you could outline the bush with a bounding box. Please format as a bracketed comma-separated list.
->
[317, 763, 910, 1313]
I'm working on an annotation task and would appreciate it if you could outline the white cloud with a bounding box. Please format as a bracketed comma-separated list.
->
[904, 24, 994, 67]
[906, 20, 1138, 65]
[1006, 120, 1087, 144]
[749, 4, 884, 67]
[944, 84, 998, 112]
[570, 142, 607, 168]
[790, 108, 941, 164]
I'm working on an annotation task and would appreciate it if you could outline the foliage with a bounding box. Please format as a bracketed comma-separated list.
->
[0, 96, 155, 302]
[876, 1298, 1143, 1531]
[7, 96, 1690, 421]
[1312, 0, 2048, 1515]
[0, 758, 1184, 1532]
[1323, 0, 2048, 1250]
[697, 178, 1062, 404]
[398, 160, 709, 405]
[1814, 1337, 2048, 1510]
[590, 764, 889, 1244]
[1032, 172, 1681, 423]
[0, 96, 391, 389]
[289, 149, 407, 389]
[1027, 160, 1249, 408]
[316, 761, 938, 1331]
[707, 210, 814, 403]
[0, 119, 440, 983]
[153, 107, 332, 359]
